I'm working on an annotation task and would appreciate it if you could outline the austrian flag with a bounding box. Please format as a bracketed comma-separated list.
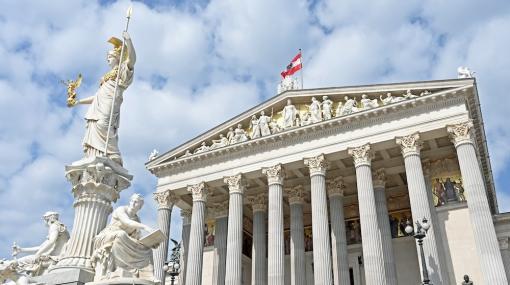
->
[280, 51, 303, 78]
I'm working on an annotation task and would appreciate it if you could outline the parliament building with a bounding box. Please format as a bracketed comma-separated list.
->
[147, 78, 510, 285]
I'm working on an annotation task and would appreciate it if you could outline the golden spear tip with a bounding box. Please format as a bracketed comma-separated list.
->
[127, 6, 133, 18]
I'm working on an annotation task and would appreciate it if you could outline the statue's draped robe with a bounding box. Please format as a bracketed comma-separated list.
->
[83, 62, 133, 163]
[92, 207, 152, 275]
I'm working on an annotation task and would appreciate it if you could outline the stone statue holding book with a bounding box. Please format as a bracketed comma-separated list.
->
[91, 193, 164, 282]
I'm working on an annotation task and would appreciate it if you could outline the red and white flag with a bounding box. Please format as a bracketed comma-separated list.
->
[281, 51, 303, 78]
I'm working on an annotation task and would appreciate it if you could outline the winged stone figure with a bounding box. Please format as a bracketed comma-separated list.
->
[61, 74, 82, 107]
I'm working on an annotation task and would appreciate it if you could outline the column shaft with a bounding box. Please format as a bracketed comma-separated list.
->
[310, 174, 334, 284]
[186, 183, 209, 285]
[251, 209, 267, 285]
[456, 142, 508, 284]
[154, 207, 172, 284]
[290, 202, 306, 285]
[225, 175, 245, 285]
[355, 164, 387, 284]
[268, 182, 284, 285]
[179, 213, 192, 285]
[374, 185, 398, 285]
[213, 217, 228, 285]
[403, 154, 444, 284]
[329, 194, 350, 285]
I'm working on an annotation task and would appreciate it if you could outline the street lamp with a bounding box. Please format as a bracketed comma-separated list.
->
[405, 217, 432, 285]
[164, 239, 182, 285]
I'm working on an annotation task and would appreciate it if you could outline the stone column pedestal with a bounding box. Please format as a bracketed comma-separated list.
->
[152, 190, 178, 285]
[50, 157, 132, 274]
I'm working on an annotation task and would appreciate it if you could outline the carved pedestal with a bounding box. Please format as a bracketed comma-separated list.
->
[50, 156, 132, 273]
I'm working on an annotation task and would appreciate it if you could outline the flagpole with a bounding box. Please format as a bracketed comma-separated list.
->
[104, 6, 132, 156]
[299, 48, 304, 89]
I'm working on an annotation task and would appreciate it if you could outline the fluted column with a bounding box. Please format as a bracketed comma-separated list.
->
[304, 154, 333, 285]
[247, 194, 268, 285]
[224, 174, 246, 285]
[396, 132, 445, 284]
[498, 237, 510, 282]
[153, 190, 179, 285]
[372, 169, 398, 285]
[285, 185, 307, 285]
[347, 144, 387, 284]
[327, 177, 350, 285]
[211, 201, 229, 285]
[262, 164, 285, 285]
[447, 122, 508, 284]
[179, 209, 192, 285]
[422, 159, 450, 283]
[185, 182, 210, 285]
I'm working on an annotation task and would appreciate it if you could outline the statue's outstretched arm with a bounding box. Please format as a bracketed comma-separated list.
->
[77, 95, 95, 105]
[116, 208, 152, 233]
[123, 31, 136, 70]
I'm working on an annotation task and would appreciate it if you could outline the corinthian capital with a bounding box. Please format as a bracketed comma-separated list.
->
[224, 174, 246, 195]
[262, 164, 285, 185]
[187, 182, 209, 202]
[181, 208, 192, 225]
[153, 190, 179, 209]
[209, 200, 229, 218]
[327, 177, 345, 197]
[373, 168, 386, 189]
[446, 120, 474, 147]
[246, 193, 267, 212]
[285, 185, 305, 204]
[304, 154, 329, 176]
[347, 143, 373, 167]
[395, 132, 422, 157]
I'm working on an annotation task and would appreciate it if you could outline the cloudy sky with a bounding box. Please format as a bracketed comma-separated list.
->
[1, 0, 510, 258]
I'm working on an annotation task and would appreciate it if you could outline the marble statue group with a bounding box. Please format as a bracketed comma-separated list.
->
[181, 89, 433, 157]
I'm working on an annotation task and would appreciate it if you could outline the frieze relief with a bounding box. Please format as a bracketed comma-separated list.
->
[175, 89, 437, 159]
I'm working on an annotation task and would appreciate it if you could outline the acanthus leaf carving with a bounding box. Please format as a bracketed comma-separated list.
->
[347, 143, 373, 167]
[373, 168, 386, 189]
[187, 182, 209, 202]
[447, 120, 474, 146]
[285, 185, 305, 204]
[180, 208, 192, 224]
[262, 164, 285, 185]
[223, 174, 245, 195]
[153, 190, 178, 209]
[395, 132, 422, 157]
[246, 193, 267, 212]
[327, 177, 345, 197]
[304, 154, 328, 176]
[209, 200, 229, 218]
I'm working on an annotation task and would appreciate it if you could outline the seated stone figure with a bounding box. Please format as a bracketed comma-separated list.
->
[10, 211, 69, 276]
[91, 194, 157, 282]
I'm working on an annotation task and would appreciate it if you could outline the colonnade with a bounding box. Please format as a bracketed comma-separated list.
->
[153, 121, 508, 285]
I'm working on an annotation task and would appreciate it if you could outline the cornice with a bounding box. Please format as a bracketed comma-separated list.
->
[150, 85, 471, 177]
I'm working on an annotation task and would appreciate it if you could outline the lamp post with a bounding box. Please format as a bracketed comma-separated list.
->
[164, 240, 182, 285]
[405, 217, 432, 285]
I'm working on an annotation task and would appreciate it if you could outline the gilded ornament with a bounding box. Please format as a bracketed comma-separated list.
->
[61, 74, 82, 107]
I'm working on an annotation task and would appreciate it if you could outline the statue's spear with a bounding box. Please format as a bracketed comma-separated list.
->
[104, 6, 133, 157]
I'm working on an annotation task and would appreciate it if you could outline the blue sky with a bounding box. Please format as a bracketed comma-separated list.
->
[1, 0, 510, 258]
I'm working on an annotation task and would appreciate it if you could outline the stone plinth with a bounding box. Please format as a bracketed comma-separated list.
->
[50, 156, 132, 273]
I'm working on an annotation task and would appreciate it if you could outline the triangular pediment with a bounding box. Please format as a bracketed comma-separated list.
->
[146, 78, 474, 172]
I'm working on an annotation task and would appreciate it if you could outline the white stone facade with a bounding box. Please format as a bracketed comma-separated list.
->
[147, 78, 509, 285]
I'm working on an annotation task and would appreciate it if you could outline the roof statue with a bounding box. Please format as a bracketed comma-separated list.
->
[457, 66, 475, 78]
